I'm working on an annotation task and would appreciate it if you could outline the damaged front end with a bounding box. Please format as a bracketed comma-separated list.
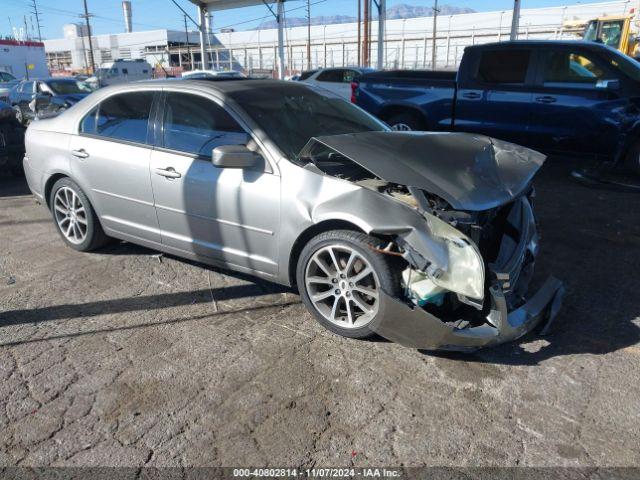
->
[299, 132, 564, 351]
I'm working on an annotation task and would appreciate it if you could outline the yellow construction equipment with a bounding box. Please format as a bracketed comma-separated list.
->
[582, 14, 640, 59]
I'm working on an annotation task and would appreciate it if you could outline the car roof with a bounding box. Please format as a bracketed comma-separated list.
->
[110, 78, 299, 94]
[467, 40, 618, 52]
[21, 77, 77, 82]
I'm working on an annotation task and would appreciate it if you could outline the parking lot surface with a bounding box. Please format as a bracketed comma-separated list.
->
[1, 159, 639, 468]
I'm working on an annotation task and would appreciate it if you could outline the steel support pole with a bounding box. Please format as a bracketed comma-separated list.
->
[510, 0, 521, 41]
[277, 0, 286, 79]
[198, 5, 207, 69]
[377, 0, 386, 69]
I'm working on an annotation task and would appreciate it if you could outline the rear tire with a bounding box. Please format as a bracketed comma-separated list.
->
[49, 177, 110, 252]
[296, 230, 401, 340]
[386, 111, 427, 131]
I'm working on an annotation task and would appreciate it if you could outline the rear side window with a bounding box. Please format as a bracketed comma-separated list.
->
[299, 70, 318, 81]
[162, 92, 248, 157]
[80, 91, 154, 144]
[316, 70, 344, 83]
[477, 50, 531, 84]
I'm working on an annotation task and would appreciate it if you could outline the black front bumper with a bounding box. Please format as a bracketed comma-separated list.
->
[371, 277, 564, 352]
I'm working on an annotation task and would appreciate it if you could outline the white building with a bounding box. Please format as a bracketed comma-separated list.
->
[44, 0, 633, 74]
[211, 0, 634, 72]
[0, 39, 48, 78]
[44, 24, 201, 72]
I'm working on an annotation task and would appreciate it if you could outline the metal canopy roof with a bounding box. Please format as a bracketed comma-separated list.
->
[187, 0, 278, 12]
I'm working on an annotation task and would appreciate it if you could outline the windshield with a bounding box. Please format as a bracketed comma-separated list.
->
[47, 80, 92, 95]
[584, 19, 625, 48]
[229, 85, 388, 158]
[605, 47, 640, 82]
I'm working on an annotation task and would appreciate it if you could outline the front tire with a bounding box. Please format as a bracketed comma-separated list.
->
[296, 230, 401, 339]
[49, 177, 109, 252]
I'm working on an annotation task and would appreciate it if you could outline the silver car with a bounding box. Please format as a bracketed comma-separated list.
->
[23, 79, 563, 351]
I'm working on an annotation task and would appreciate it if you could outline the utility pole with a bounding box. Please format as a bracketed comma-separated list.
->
[377, 0, 386, 70]
[510, 0, 521, 40]
[23, 16, 29, 41]
[184, 14, 192, 71]
[431, 0, 438, 70]
[81, 0, 96, 74]
[363, 0, 369, 67]
[30, 0, 43, 42]
[357, 0, 361, 66]
[306, 0, 311, 70]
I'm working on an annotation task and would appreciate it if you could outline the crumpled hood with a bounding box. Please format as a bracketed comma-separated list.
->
[311, 131, 546, 211]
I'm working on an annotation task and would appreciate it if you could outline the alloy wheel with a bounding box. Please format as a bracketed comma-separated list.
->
[53, 186, 88, 245]
[305, 245, 380, 329]
[391, 123, 412, 131]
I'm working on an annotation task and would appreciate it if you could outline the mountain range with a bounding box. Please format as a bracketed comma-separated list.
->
[256, 3, 475, 29]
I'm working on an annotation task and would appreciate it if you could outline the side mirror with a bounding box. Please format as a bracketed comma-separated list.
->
[212, 145, 261, 169]
[596, 79, 621, 90]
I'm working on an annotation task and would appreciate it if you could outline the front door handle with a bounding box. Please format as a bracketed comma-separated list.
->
[462, 92, 481, 99]
[71, 149, 89, 159]
[154, 167, 182, 179]
[535, 96, 557, 104]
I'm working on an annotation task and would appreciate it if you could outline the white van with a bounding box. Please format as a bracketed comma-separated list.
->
[89, 59, 152, 88]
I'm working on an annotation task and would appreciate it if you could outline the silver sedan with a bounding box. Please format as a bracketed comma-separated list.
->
[23, 79, 563, 351]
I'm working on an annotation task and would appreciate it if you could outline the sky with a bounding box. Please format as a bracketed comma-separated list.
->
[2, 0, 611, 40]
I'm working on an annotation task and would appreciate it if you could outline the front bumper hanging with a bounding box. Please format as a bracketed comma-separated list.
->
[370, 276, 564, 352]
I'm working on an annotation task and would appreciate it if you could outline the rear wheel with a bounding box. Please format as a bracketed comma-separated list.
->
[296, 230, 401, 339]
[386, 111, 427, 131]
[49, 177, 110, 251]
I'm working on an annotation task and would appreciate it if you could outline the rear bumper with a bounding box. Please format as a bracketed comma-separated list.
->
[371, 276, 564, 352]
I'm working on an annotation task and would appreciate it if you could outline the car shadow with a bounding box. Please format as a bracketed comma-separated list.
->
[0, 174, 30, 197]
[421, 157, 640, 365]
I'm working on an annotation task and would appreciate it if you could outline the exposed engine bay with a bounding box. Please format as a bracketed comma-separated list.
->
[297, 132, 563, 350]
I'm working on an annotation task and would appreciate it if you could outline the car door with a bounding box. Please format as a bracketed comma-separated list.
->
[527, 46, 626, 155]
[309, 69, 352, 99]
[69, 90, 161, 244]
[150, 90, 281, 275]
[455, 48, 534, 145]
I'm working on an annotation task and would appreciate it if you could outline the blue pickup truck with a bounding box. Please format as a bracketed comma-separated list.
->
[353, 40, 640, 172]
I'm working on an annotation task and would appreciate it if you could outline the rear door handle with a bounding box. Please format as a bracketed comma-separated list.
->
[154, 167, 182, 179]
[462, 92, 481, 99]
[535, 96, 557, 104]
[71, 149, 89, 159]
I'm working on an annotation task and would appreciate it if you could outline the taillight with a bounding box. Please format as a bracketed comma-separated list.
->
[350, 81, 359, 103]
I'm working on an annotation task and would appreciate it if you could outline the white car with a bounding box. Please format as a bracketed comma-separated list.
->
[298, 67, 375, 100]
[182, 69, 246, 80]
[88, 59, 153, 88]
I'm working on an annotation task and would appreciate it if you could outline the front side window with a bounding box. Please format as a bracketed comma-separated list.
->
[80, 91, 154, 144]
[343, 70, 360, 83]
[477, 50, 531, 84]
[162, 92, 248, 157]
[543, 50, 609, 85]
